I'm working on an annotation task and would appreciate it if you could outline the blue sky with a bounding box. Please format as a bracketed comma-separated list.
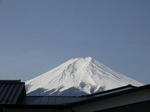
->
[0, 0, 150, 84]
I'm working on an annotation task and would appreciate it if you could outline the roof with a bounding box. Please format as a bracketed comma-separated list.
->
[0, 80, 25, 104]
[21, 84, 150, 107]
[68, 84, 150, 107]
[21, 85, 137, 106]
[1, 80, 150, 109]
[22, 96, 89, 105]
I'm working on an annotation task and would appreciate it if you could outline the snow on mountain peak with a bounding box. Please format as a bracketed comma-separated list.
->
[25, 57, 143, 96]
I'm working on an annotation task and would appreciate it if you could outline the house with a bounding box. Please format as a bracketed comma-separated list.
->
[0, 80, 150, 112]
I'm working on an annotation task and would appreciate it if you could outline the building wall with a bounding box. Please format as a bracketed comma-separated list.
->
[71, 88, 150, 112]
[2, 108, 62, 112]
[99, 101, 150, 112]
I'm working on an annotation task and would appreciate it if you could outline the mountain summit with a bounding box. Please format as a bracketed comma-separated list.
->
[25, 57, 143, 96]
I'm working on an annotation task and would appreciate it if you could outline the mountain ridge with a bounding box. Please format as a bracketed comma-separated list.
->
[25, 57, 143, 96]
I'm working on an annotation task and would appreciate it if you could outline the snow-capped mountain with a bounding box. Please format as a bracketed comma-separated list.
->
[25, 57, 143, 96]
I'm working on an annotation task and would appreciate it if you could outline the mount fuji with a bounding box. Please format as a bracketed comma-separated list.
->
[25, 57, 143, 96]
